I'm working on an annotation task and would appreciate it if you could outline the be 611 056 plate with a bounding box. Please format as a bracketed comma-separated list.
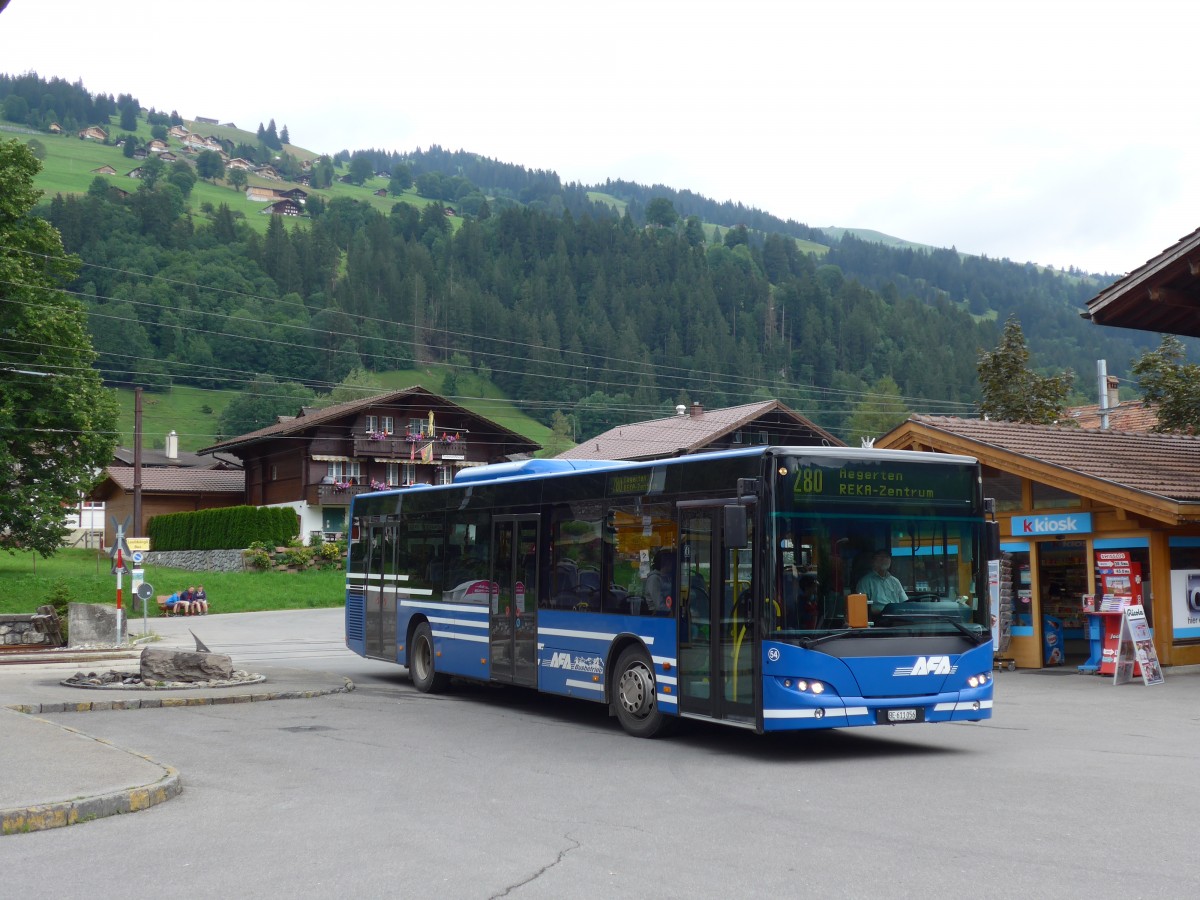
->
[878, 707, 924, 724]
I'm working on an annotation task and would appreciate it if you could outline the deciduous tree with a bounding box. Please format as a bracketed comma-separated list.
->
[0, 140, 119, 555]
[1131, 334, 1200, 433]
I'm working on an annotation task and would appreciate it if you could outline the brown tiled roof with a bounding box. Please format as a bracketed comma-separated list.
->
[1065, 401, 1159, 432]
[102, 468, 245, 494]
[556, 400, 843, 461]
[898, 416, 1200, 503]
[198, 387, 539, 456]
[1086, 225, 1200, 337]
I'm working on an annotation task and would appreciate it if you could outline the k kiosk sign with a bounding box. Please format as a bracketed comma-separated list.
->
[1010, 513, 1092, 537]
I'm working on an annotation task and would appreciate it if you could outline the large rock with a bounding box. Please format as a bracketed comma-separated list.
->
[140, 647, 234, 683]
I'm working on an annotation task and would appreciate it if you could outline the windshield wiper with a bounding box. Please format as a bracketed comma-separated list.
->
[799, 628, 890, 648]
[878, 612, 989, 645]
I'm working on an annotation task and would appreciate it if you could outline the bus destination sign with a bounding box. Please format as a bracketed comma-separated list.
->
[790, 459, 974, 504]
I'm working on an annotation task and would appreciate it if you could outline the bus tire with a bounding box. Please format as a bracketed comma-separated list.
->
[410, 621, 449, 693]
[613, 645, 671, 738]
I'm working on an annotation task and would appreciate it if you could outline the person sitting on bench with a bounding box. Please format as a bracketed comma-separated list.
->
[166, 591, 191, 617]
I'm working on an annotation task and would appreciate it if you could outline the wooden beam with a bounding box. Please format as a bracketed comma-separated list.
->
[1147, 286, 1198, 308]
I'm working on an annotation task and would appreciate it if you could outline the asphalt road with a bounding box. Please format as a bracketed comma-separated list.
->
[5, 609, 1198, 899]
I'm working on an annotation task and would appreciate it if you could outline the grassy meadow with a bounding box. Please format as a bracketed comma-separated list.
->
[0, 548, 345, 618]
[115, 366, 558, 453]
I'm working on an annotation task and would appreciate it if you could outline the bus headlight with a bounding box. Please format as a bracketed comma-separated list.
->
[967, 672, 991, 688]
[786, 679, 826, 694]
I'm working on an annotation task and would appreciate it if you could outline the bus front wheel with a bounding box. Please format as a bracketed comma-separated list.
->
[613, 645, 671, 738]
[410, 622, 449, 693]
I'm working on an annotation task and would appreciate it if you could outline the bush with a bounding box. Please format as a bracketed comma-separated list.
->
[246, 548, 272, 570]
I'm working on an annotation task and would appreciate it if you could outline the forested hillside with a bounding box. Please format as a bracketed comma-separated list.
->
[4, 72, 1167, 447]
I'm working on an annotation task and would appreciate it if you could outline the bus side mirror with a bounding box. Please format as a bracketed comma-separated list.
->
[724, 504, 748, 549]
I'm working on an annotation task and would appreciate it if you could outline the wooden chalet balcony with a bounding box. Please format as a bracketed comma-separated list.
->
[311, 483, 370, 506]
[352, 434, 470, 460]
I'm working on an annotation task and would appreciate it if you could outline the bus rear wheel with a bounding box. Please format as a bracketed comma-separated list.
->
[613, 645, 671, 738]
[410, 622, 449, 693]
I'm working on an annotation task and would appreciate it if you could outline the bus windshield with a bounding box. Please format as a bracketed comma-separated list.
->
[769, 453, 989, 645]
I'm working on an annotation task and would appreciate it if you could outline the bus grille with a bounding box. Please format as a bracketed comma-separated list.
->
[345, 594, 365, 642]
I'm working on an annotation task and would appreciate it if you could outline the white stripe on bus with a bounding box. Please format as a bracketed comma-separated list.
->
[656, 674, 677, 686]
[538, 627, 654, 646]
[431, 630, 489, 643]
[651, 655, 677, 667]
[763, 706, 869, 719]
[427, 616, 487, 629]
[656, 693, 678, 706]
[934, 700, 993, 712]
[401, 599, 481, 612]
[564, 679, 604, 693]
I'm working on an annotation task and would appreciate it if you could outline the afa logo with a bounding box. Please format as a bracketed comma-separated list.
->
[543, 652, 604, 674]
[892, 656, 957, 677]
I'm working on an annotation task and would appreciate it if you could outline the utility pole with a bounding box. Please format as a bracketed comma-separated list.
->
[133, 387, 142, 536]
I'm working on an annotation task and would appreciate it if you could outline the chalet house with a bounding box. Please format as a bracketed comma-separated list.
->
[89, 431, 244, 546]
[147, 139, 168, 153]
[91, 165, 117, 175]
[262, 199, 303, 217]
[295, 173, 313, 186]
[159, 151, 178, 163]
[48, 122, 62, 134]
[132, 147, 148, 160]
[226, 157, 255, 171]
[255, 165, 282, 181]
[168, 125, 190, 139]
[1087, 224, 1200, 339]
[556, 400, 844, 462]
[245, 185, 284, 203]
[194, 116, 219, 125]
[281, 188, 308, 203]
[199, 387, 540, 542]
[374, 189, 388, 197]
[78, 125, 107, 141]
[126, 167, 144, 179]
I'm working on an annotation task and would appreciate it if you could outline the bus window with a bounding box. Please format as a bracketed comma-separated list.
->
[550, 502, 602, 611]
[605, 502, 678, 616]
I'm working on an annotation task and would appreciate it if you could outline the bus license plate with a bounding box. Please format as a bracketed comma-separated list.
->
[881, 708, 922, 724]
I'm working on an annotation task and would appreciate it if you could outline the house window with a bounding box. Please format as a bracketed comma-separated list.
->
[1031, 482, 1082, 510]
[409, 417, 424, 437]
[732, 430, 743, 444]
[365, 415, 378, 434]
[435, 466, 453, 486]
[387, 463, 401, 486]
[329, 461, 362, 485]
[756, 431, 769, 445]
[271, 465, 278, 482]
[381, 416, 394, 435]
[982, 468, 1024, 512]
[402, 462, 417, 485]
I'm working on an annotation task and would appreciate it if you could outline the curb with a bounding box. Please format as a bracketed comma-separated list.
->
[1, 678, 355, 835]
[3, 678, 355, 715]
[0, 720, 182, 836]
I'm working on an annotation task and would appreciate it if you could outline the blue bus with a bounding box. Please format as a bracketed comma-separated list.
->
[344, 447, 994, 737]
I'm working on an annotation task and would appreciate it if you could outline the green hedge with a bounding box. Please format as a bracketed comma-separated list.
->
[147, 505, 299, 551]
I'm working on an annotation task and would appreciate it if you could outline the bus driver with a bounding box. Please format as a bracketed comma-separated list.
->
[857, 550, 908, 614]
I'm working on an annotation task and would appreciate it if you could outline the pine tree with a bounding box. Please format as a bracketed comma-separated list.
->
[977, 316, 1073, 424]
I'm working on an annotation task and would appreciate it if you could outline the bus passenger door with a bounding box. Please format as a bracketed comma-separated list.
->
[490, 516, 539, 687]
[365, 525, 398, 661]
[678, 503, 756, 724]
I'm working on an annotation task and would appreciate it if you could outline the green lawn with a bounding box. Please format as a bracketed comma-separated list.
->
[0, 549, 345, 617]
[114, 366, 558, 454]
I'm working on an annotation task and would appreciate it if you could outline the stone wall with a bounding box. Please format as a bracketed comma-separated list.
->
[0, 614, 53, 647]
[144, 549, 247, 573]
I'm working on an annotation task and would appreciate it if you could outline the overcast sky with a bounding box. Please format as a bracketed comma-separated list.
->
[2, 0, 1196, 275]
